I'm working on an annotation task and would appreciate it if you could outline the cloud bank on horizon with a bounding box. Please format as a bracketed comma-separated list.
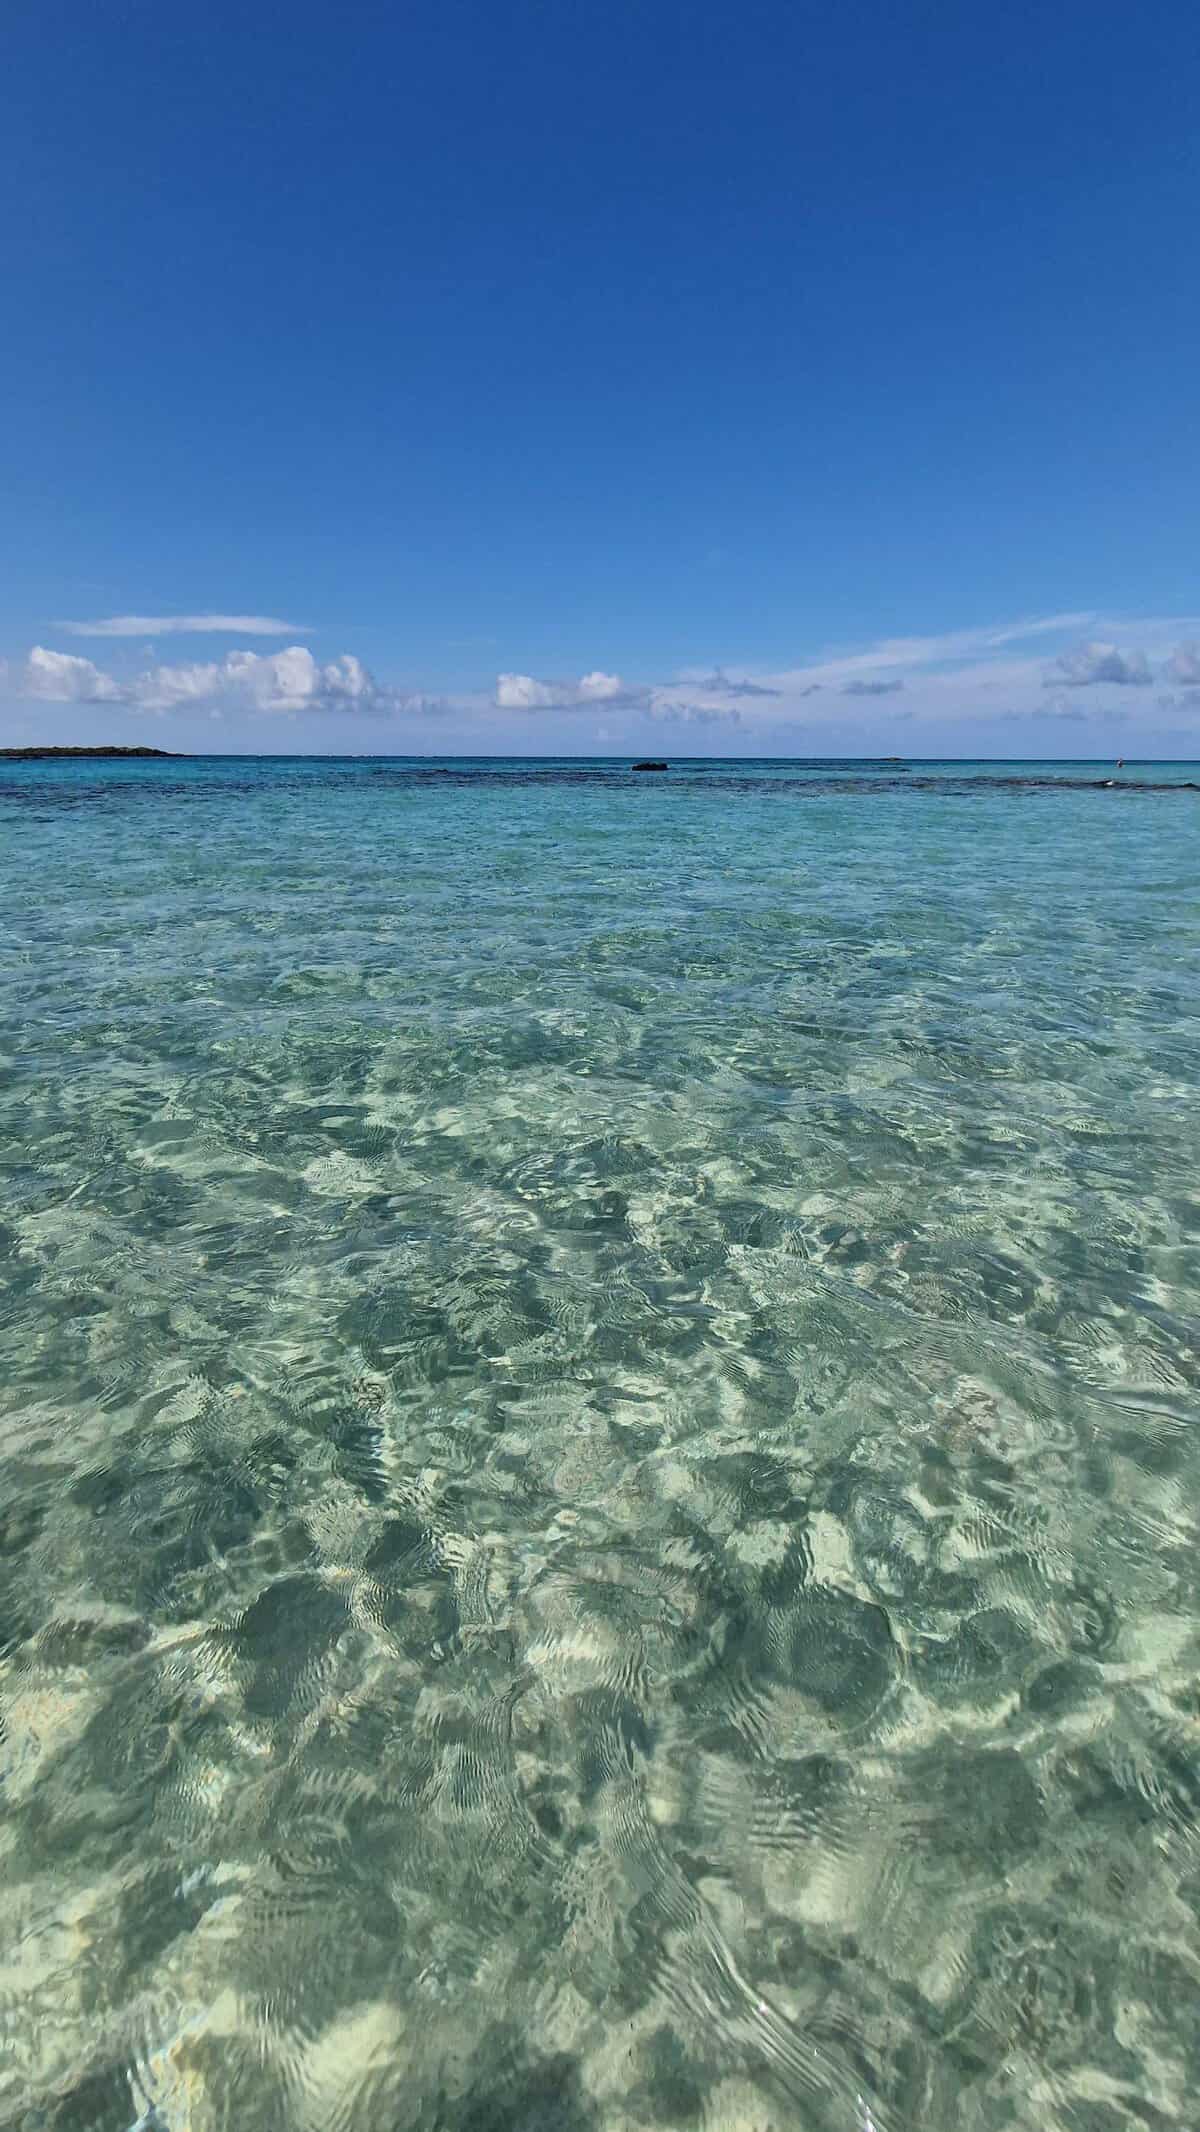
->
[5, 610, 1200, 749]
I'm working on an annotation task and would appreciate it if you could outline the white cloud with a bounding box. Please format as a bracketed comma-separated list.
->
[232, 648, 374, 711]
[495, 672, 556, 709]
[495, 670, 632, 710]
[1165, 641, 1200, 687]
[17, 643, 398, 716]
[138, 647, 388, 714]
[1044, 642, 1152, 688]
[842, 677, 904, 695]
[58, 613, 300, 637]
[23, 646, 122, 701]
[576, 670, 623, 701]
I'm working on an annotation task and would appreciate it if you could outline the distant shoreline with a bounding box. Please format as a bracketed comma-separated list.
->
[0, 745, 181, 761]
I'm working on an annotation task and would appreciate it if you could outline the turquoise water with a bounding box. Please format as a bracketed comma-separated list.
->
[2, 756, 1199, 2132]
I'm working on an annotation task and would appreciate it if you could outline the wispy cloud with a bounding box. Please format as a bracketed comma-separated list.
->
[768, 611, 1100, 689]
[57, 613, 301, 638]
[680, 668, 783, 700]
[651, 703, 742, 728]
[674, 615, 1200, 711]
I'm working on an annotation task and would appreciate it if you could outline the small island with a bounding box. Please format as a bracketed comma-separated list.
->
[0, 745, 180, 761]
[632, 760, 668, 772]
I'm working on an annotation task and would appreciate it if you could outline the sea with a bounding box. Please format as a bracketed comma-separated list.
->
[1, 755, 1199, 2132]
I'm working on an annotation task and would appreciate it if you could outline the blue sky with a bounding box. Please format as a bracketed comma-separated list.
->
[3, 0, 1198, 755]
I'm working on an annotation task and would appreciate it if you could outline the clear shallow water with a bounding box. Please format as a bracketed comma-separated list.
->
[1, 756, 1199, 2132]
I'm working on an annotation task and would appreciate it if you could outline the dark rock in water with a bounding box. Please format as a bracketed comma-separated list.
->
[632, 760, 667, 772]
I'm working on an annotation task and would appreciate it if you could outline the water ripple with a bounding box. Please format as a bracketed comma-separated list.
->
[1, 757, 1198, 2129]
